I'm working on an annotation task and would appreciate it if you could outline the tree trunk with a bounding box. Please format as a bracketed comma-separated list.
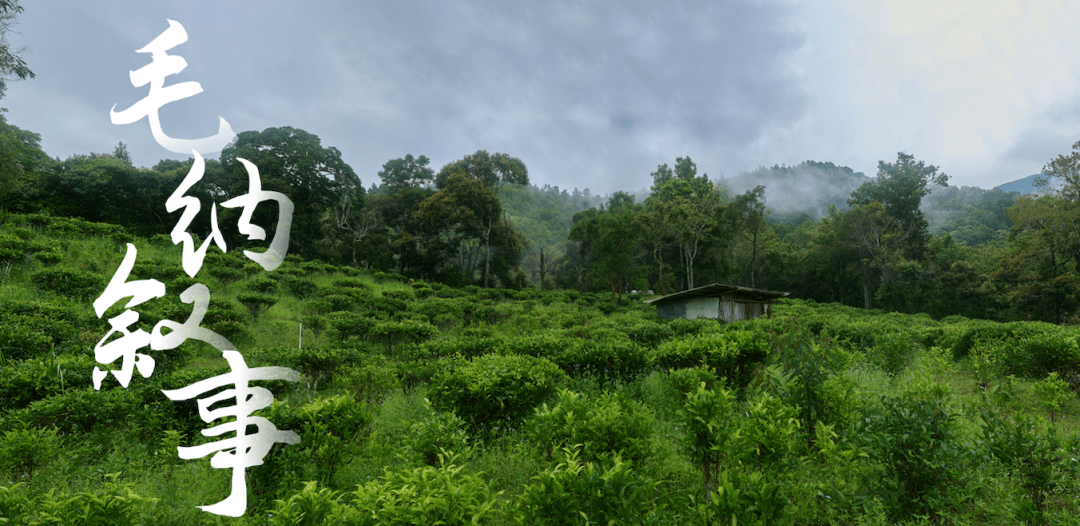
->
[539, 248, 547, 290]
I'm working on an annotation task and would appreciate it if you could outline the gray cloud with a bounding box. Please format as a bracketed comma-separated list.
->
[3, 0, 808, 195]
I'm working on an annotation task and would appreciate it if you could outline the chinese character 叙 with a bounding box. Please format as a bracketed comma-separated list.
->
[91, 243, 165, 389]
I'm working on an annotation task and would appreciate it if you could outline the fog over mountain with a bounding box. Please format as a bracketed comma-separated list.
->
[721, 161, 871, 220]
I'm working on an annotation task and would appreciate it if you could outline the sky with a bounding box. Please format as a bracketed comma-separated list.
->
[4, 0, 1080, 196]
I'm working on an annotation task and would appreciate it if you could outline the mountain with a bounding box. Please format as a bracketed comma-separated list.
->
[721, 161, 872, 220]
[994, 173, 1064, 194]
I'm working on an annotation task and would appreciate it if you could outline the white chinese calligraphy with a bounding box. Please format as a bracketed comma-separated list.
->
[161, 350, 301, 517]
[110, 19, 237, 154]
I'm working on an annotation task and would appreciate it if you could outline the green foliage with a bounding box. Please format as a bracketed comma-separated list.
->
[342, 457, 501, 526]
[236, 291, 278, 318]
[678, 383, 740, 492]
[369, 319, 439, 354]
[265, 395, 372, 486]
[402, 399, 471, 466]
[769, 318, 844, 439]
[650, 331, 767, 389]
[524, 389, 654, 463]
[429, 354, 567, 433]
[855, 395, 972, 520]
[693, 469, 787, 526]
[1033, 372, 1073, 423]
[0, 425, 60, 480]
[248, 275, 279, 294]
[325, 311, 375, 344]
[268, 481, 342, 526]
[516, 447, 657, 526]
[29, 268, 104, 301]
[979, 403, 1079, 523]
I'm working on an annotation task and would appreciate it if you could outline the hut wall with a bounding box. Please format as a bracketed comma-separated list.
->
[685, 297, 719, 320]
[655, 299, 687, 319]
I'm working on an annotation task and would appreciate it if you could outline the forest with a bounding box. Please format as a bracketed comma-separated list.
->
[3, 110, 1078, 324]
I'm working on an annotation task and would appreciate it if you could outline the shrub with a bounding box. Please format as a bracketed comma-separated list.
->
[553, 339, 648, 381]
[248, 275, 279, 294]
[332, 359, 402, 403]
[369, 320, 439, 355]
[265, 395, 373, 486]
[626, 321, 675, 347]
[326, 311, 376, 343]
[30, 268, 105, 301]
[267, 481, 342, 526]
[282, 276, 319, 298]
[340, 458, 501, 526]
[429, 354, 567, 433]
[403, 399, 472, 466]
[420, 337, 499, 360]
[855, 395, 972, 520]
[649, 331, 767, 389]
[694, 469, 787, 526]
[237, 292, 278, 318]
[1034, 372, 1073, 423]
[524, 389, 653, 463]
[516, 447, 656, 526]
[0, 426, 61, 480]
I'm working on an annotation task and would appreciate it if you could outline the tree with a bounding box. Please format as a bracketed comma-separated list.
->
[849, 152, 948, 259]
[435, 150, 528, 190]
[568, 192, 644, 302]
[378, 154, 434, 189]
[0, 116, 53, 211]
[0, 0, 34, 109]
[420, 172, 503, 286]
[113, 141, 132, 166]
[219, 127, 361, 260]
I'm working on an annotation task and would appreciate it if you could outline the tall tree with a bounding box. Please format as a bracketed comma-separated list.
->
[0, 117, 53, 212]
[569, 192, 643, 302]
[219, 127, 360, 260]
[435, 150, 528, 190]
[378, 154, 434, 189]
[0, 0, 34, 109]
[849, 152, 948, 259]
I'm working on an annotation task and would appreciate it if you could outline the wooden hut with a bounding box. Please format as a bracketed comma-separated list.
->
[644, 283, 789, 322]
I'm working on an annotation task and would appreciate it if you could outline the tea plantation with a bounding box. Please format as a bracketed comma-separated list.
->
[5, 212, 1080, 524]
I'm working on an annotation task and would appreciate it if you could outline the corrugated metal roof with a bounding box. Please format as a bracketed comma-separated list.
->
[643, 283, 790, 304]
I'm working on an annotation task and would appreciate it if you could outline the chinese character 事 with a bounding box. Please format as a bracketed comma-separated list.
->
[162, 350, 302, 517]
[110, 19, 237, 154]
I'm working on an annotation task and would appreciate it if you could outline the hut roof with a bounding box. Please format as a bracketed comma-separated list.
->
[643, 283, 790, 304]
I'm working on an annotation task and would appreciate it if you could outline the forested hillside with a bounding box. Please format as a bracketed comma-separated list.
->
[7, 112, 1080, 323]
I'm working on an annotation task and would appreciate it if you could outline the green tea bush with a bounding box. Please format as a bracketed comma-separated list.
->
[429, 354, 567, 433]
[626, 321, 675, 347]
[554, 339, 648, 381]
[516, 447, 657, 526]
[403, 399, 472, 466]
[678, 383, 741, 492]
[370, 320, 439, 354]
[310, 293, 356, 314]
[249, 345, 363, 391]
[855, 394, 973, 520]
[30, 268, 105, 301]
[8, 473, 159, 525]
[0, 353, 95, 410]
[340, 458, 501, 525]
[693, 469, 787, 526]
[248, 275, 279, 294]
[649, 331, 767, 389]
[1033, 372, 1073, 423]
[739, 391, 801, 470]
[419, 336, 499, 359]
[267, 481, 342, 526]
[496, 334, 567, 357]
[663, 366, 723, 399]
[9, 386, 139, 435]
[998, 333, 1080, 380]
[326, 311, 376, 343]
[524, 389, 654, 463]
[281, 275, 319, 298]
[237, 292, 278, 318]
[0, 425, 60, 480]
[265, 395, 373, 486]
[332, 358, 402, 403]
[207, 265, 244, 286]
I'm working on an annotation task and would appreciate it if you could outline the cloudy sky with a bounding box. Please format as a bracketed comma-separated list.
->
[4, 0, 1079, 195]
